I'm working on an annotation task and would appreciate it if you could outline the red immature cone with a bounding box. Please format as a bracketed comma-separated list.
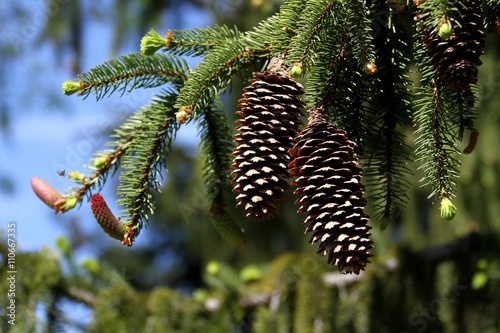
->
[90, 194, 131, 245]
[31, 176, 66, 213]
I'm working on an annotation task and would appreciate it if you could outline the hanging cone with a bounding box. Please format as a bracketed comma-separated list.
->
[288, 107, 373, 274]
[90, 194, 135, 246]
[231, 57, 304, 221]
[422, 0, 485, 91]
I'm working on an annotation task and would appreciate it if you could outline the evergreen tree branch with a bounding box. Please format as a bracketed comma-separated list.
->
[412, 11, 465, 202]
[325, 53, 370, 152]
[39, 0, 494, 253]
[295, 0, 362, 134]
[482, 0, 500, 32]
[117, 92, 180, 234]
[69, 140, 131, 206]
[456, 88, 477, 140]
[197, 103, 233, 212]
[75, 52, 189, 100]
[61, 99, 168, 209]
[363, 1, 413, 226]
[297, 2, 371, 151]
[66, 287, 97, 307]
[174, 43, 269, 115]
[196, 102, 246, 244]
[304, 18, 348, 108]
[415, 84, 460, 199]
[416, 0, 458, 36]
[288, 0, 343, 68]
[161, 25, 244, 57]
[345, 0, 376, 69]
[243, 0, 307, 53]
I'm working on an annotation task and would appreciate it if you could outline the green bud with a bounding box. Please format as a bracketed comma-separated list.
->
[240, 265, 263, 282]
[290, 63, 303, 79]
[140, 29, 166, 55]
[439, 20, 453, 40]
[55, 236, 71, 257]
[81, 259, 100, 274]
[175, 107, 192, 124]
[440, 196, 457, 221]
[68, 171, 86, 183]
[93, 156, 109, 169]
[206, 261, 220, 275]
[62, 196, 78, 211]
[62, 80, 81, 96]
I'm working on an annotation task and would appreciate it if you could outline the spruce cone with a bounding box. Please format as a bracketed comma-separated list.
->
[422, 0, 485, 91]
[288, 107, 373, 274]
[90, 194, 130, 244]
[231, 60, 304, 221]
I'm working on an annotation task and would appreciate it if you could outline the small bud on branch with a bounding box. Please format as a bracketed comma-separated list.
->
[140, 28, 167, 55]
[440, 196, 457, 221]
[31, 176, 66, 213]
[62, 80, 82, 96]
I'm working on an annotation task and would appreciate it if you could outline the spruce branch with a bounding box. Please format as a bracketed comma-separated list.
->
[56, 105, 152, 211]
[482, 0, 500, 32]
[68, 141, 131, 205]
[243, 0, 307, 52]
[196, 103, 234, 213]
[288, 0, 343, 68]
[71, 52, 189, 100]
[456, 88, 477, 140]
[196, 102, 246, 245]
[158, 25, 243, 57]
[411, 2, 483, 216]
[414, 0, 450, 35]
[304, 19, 348, 109]
[296, 3, 369, 151]
[326, 56, 370, 152]
[32, 111, 144, 215]
[297, 2, 364, 138]
[174, 42, 269, 115]
[415, 84, 460, 200]
[363, 1, 413, 227]
[345, 0, 376, 70]
[116, 92, 180, 234]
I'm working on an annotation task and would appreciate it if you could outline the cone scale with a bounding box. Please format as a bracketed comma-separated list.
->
[289, 107, 373, 274]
